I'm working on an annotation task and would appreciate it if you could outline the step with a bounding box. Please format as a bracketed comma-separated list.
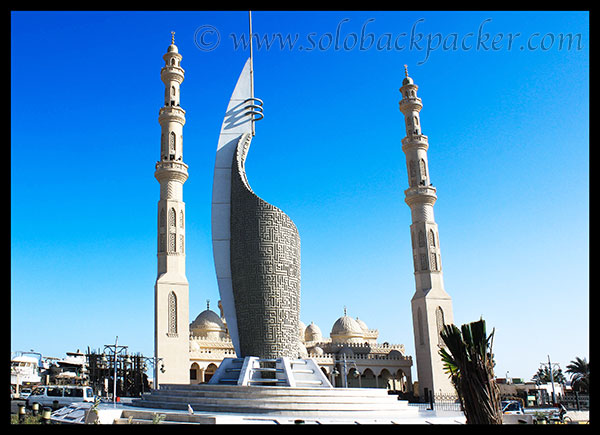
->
[215, 379, 239, 384]
[131, 400, 413, 418]
[248, 380, 287, 385]
[156, 384, 394, 398]
[292, 369, 315, 374]
[119, 410, 218, 424]
[139, 392, 405, 405]
[134, 393, 408, 411]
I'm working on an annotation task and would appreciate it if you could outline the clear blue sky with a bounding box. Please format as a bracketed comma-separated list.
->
[11, 11, 588, 383]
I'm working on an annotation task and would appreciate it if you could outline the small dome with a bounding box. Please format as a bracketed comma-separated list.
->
[402, 76, 414, 86]
[299, 321, 306, 340]
[167, 44, 178, 53]
[310, 346, 324, 356]
[297, 341, 309, 359]
[190, 309, 225, 333]
[331, 315, 364, 338]
[355, 317, 368, 332]
[305, 322, 323, 342]
[388, 349, 404, 359]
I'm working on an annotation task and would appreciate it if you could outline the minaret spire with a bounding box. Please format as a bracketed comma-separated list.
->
[153, 34, 190, 386]
[399, 70, 455, 398]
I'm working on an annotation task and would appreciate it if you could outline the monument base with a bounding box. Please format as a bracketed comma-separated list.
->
[130, 383, 418, 419]
[208, 357, 332, 388]
[128, 357, 425, 421]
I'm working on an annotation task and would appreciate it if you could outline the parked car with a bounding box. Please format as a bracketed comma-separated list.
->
[26, 385, 94, 409]
[501, 400, 525, 414]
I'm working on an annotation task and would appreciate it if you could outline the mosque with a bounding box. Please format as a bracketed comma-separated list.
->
[153, 34, 454, 400]
[188, 302, 413, 391]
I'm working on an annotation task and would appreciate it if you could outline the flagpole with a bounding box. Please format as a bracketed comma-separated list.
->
[249, 10, 255, 136]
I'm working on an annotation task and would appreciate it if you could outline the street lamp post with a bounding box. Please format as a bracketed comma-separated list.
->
[140, 356, 164, 390]
[333, 354, 361, 388]
[103, 336, 129, 406]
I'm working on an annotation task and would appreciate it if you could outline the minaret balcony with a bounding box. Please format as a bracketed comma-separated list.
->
[155, 160, 189, 184]
[161, 65, 185, 84]
[401, 134, 429, 151]
[159, 106, 186, 125]
[404, 185, 437, 207]
[398, 96, 422, 113]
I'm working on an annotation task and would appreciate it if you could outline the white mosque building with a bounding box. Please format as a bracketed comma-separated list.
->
[189, 302, 413, 392]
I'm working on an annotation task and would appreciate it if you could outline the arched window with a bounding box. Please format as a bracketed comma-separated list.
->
[417, 308, 424, 345]
[419, 159, 427, 179]
[418, 230, 426, 247]
[168, 291, 177, 336]
[169, 132, 176, 153]
[435, 306, 445, 346]
[171, 85, 176, 96]
[430, 252, 438, 271]
[409, 160, 417, 185]
[159, 208, 166, 227]
[429, 229, 436, 247]
[169, 208, 176, 227]
[190, 362, 199, 382]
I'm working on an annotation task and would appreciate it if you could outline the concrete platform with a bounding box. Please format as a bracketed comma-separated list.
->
[130, 383, 417, 418]
[51, 399, 466, 424]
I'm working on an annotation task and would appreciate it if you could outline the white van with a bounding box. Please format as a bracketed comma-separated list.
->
[26, 385, 95, 409]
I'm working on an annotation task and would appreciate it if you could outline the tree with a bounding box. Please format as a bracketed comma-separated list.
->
[439, 318, 503, 424]
[566, 357, 589, 393]
[532, 366, 566, 386]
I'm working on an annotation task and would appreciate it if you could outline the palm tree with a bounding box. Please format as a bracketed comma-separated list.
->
[439, 318, 503, 424]
[566, 357, 589, 393]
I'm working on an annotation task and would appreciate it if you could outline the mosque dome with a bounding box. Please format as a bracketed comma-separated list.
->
[388, 349, 404, 359]
[190, 309, 226, 336]
[355, 317, 368, 332]
[330, 315, 364, 342]
[304, 322, 323, 342]
[310, 346, 324, 356]
[299, 321, 306, 340]
[167, 44, 179, 53]
[402, 76, 414, 86]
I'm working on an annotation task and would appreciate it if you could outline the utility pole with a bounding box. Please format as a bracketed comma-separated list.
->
[539, 355, 560, 405]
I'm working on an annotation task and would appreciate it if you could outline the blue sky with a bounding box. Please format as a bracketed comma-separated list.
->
[11, 11, 588, 383]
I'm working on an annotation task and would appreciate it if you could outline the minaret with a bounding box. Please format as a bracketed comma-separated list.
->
[399, 66, 455, 398]
[154, 32, 190, 385]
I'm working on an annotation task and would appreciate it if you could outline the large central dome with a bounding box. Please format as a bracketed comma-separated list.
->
[330, 315, 364, 342]
[190, 309, 226, 338]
